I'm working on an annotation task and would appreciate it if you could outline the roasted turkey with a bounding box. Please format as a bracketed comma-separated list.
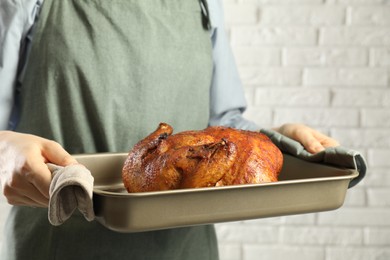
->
[122, 123, 283, 193]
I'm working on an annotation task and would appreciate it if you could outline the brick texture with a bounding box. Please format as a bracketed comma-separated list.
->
[217, 0, 390, 259]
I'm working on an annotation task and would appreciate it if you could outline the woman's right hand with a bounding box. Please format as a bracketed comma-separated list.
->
[0, 131, 77, 207]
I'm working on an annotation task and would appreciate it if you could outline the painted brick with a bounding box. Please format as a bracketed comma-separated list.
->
[284, 47, 367, 66]
[349, 6, 390, 25]
[223, 0, 390, 258]
[218, 243, 242, 260]
[238, 67, 302, 86]
[362, 109, 390, 127]
[329, 0, 388, 3]
[370, 48, 390, 66]
[223, 4, 258, 25]
[231, 27, 317, 46]
[254, 87, 330, 106]
[280, 226, 363, 245]
[331, 89, 387, 107]
[318, 208, 390, 226]
[384, 86, 390, 107]
[331, 129, 390, 148]
[320, 27, 390, 46]
[260, 6, 345, 26]
[243, 245, 324, 260]
[243, 87, 256, 106]
[363, 167, 390, 187]
[242, 106, 273, 128]
[242, 217, 285, 226]
[273, 108, 360, 127]
[283, 214, 316, 225]
[367, 188, 390, 207]
[326, 247, 390, 260]
[344, 188, 366, 207]
[231, 47, 281, 66]
[216, 224, 279, 243]
[365, 228, 390, 246]
[368, 149, 390, 167]
[304, 68, 388, 86]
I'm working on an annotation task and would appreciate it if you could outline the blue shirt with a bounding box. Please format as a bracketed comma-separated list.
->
[0, 0, 259, 131]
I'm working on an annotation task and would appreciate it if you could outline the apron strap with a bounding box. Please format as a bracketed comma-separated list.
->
[200, 0, 211, 30]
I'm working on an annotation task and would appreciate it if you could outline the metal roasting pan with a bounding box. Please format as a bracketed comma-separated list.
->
[73, 153, 359, 233]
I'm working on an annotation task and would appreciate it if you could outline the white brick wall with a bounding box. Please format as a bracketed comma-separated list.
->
[0, 0, 389, 258]
[217, 0, 390, 259]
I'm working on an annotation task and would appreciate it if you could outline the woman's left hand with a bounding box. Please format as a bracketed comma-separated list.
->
[273, 123, 340, 154]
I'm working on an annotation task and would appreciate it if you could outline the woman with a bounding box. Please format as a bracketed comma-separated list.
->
[0, 0, 338, 259]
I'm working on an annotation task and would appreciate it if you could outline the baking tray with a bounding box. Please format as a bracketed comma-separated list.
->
[74, 153, 359, 233]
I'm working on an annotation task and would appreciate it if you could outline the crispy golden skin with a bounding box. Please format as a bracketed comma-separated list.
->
[122, 123, 283, 192]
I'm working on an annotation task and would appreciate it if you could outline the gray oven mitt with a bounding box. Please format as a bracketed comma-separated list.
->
[47, 163, 95, 225]
[260, 129, 367, 188]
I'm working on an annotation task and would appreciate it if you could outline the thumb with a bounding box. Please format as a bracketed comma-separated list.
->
[41, 140, 78, 166]
[31, 140, 77, 199]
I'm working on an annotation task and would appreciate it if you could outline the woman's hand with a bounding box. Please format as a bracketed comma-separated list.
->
[273, 123, 340, 154]
[0, 131, 77, 207]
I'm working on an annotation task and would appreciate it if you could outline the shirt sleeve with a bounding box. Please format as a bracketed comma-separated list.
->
[207, 0, 259, 131]
[0, 0, 42, 130]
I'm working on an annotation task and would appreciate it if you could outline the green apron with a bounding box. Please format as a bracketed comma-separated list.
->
[2, 0, 217, 259]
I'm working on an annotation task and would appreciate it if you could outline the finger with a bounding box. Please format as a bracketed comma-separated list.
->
[3, 177, 49, 207]
[295, 131, 326, 154]
[306, 140, 325, 154]
[41, 140, 78, 166]
[312, 131, 340, 148]
[14, 178, 49, 206]
[7, 193, 48, 208]
[24, 160, 52, 199]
